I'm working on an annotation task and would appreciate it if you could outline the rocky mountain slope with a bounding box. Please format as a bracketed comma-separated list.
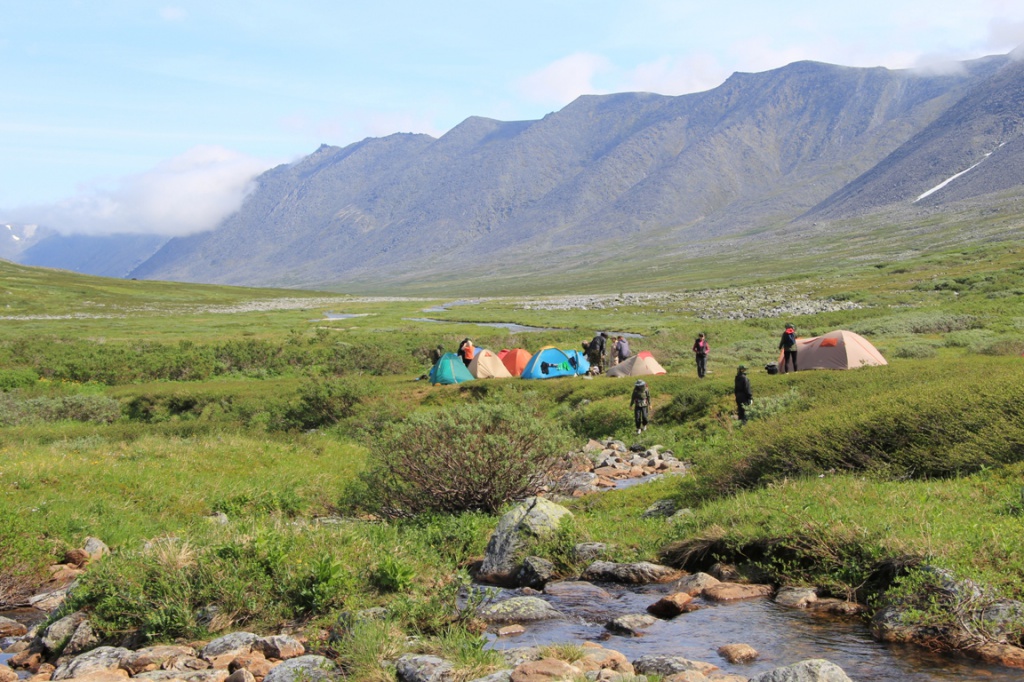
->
[124, 53, 1024, 290]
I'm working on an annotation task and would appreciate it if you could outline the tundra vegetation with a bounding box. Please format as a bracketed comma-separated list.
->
[1, 242, 1024, 678]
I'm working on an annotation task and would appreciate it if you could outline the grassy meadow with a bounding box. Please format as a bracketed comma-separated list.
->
[2, 242, 1024, 671]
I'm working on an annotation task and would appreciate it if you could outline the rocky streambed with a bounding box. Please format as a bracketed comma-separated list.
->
[4, 443, 1024, 682]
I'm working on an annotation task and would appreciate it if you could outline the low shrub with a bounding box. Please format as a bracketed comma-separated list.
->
[0, 368, 39, 391]
[0, 393, 122, 426]
[726, 369, 1024, 486]
[892, 343, 938, 359]
[356, 402, 571, 516]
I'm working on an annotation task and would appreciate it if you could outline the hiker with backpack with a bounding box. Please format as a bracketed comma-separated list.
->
[734, 365, 752, 423]
[630, 379, 651, 435]
[692, 332, 710, 378]
[779, 324, 798, 373]
[587, 332, 608, 374]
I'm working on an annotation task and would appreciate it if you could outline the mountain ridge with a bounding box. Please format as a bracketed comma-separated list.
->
[58, 54, 1024, 290]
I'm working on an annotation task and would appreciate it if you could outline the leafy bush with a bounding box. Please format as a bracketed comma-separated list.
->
[0, 393, 122, 426]
[980, 339, 1024, 356]
[892, 343, 938, 359]
[727, 370, 1024, 486]
[357, 402, 571, 516]
[286, 377, 381, 430]
[0, 368, 38, 391]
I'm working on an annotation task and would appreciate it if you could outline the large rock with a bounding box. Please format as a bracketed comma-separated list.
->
[256, 636, 304, 661]
[262, 656, 336, 682]
[394, 654, 456, 682]
[631, 655, 717, 677]
[134, 670, 228, 682]
[702, 583, 773, 602]
[747, 659, 852, 682]
[510, 658, 579, 682]
[775, 587, 818, 609]
[0, 616, 28, 638]
[478, 498, 573, 585]
[202, 633, 261, 669]
[52, 646, 131, 680]
[121, 646, 198, 675]
[605, 614, 658, 636]
[581, 561, 682, 584]
[0, 664, 17, 682]
[478, 597, 563, 623]
[515, 557, 556, 589]
[670, 573, 720, 596]
[63, 620, 100, 656]
[42, 612, 88, 654]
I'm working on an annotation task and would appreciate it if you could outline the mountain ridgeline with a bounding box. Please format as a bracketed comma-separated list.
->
[123, 54, 1024, 290]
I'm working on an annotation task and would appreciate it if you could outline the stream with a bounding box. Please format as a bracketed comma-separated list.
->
[480, 583, 1022, 681]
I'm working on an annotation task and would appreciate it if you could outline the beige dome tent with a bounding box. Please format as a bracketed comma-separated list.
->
[778, 330, 887, 370]
[468, 349, 513, 379]
[606, 351, 667, 377]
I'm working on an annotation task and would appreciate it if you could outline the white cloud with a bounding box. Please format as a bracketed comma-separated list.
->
[620, 53, 729, 95]
[986, 18, 1024, 51]
[9, 146, 272, 237]
[515, 53, 612, 105]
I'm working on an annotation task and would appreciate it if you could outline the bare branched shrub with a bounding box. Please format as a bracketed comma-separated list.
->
[360, 402, 571, 516]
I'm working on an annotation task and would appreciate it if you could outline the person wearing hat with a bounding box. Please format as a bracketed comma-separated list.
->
[630, 379, 651, 434]
[734, 365, 752, 423]
[779, 324, 798, 373]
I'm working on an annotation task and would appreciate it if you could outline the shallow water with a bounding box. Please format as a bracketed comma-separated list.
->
[482, 583, 1022, 681]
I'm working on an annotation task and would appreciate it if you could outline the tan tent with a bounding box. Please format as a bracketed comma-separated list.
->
[469, 349, 513, 379]
[778, 330, 887, 370]
[606, 351, 667, 377]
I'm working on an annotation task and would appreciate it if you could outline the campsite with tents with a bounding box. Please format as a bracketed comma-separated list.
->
[2, 243, 1024, 678]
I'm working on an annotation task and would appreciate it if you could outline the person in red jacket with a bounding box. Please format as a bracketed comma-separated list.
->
[779, 324, 798, 373]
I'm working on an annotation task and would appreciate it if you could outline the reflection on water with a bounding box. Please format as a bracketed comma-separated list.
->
[483, 583, 1021, 681]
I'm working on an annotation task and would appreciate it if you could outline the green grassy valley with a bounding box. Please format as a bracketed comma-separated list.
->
[2, 244, 1024, 676]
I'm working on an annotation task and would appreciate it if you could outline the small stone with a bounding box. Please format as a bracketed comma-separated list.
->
[0, 664, 17, 682]
[511, 658, 579, 682]
[702, 583, 773, 602]
[256, 636, 304, 661]
[497, 625, 525, 637]
[605, 614, 658, 636]
[670, 573, 720, 596]
[647, 593, 696, 618]
[774, 587, 817, 609]
[226, 670, 256, 682]
[64, 549, 91, 567]
[716, 644, 758, 664]
[82, 538, 110, 561]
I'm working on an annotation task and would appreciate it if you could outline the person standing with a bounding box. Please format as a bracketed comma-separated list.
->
[779, 324, 798, 373]
[614, 335, 630, 365]
[457, 338, 475, 368]
[588, 332, 608, 373]
[734, 365, 752, 423]
[630, 379, 651, 435]
[692, 332, 710, 378]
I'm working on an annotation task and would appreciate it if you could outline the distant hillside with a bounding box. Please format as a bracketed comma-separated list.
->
[113, 52, 1024, 291]
[20, 233, 169, 278]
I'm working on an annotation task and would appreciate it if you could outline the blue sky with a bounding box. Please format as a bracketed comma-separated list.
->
[3, 0, 1024, 236]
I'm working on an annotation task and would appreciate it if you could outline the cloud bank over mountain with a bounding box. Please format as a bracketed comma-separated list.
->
[3, 147, 272, 237]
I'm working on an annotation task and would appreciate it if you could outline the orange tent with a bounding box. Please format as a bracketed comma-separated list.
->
[777, 330, 887, 370]
[498, 348, 531, 377]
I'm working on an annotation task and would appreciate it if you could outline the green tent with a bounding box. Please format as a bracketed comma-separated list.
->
[429, 353, 475, 385]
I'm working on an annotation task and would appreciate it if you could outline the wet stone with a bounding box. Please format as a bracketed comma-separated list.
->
[605, 614, 659, 636]
[717, 644, 758, 664]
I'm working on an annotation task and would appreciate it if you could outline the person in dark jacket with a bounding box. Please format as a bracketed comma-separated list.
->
[734, 365, 752, 423]
[692, 332, 710, 378]
[779, 324, 798, 373]
[588, 332, 608, 373]
[630, 379, 651, 434]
